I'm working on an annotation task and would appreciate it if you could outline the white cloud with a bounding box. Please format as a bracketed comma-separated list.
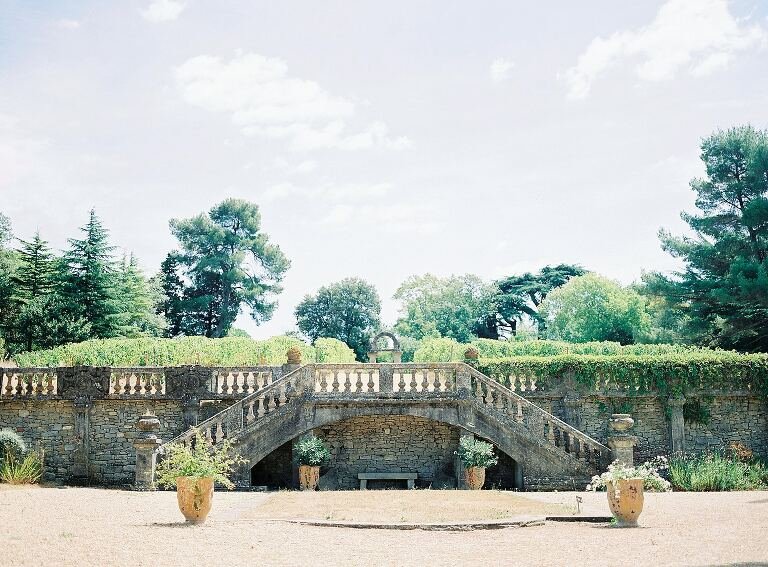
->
[490, 58, 514, 83]
[141, 0, 185, 23]
[320, 203, 441, 235]
[263, 181, 391, 202]
[175, 52, 410, 151]
[565, 0, 767, 99]
[57, 19, 81, 29]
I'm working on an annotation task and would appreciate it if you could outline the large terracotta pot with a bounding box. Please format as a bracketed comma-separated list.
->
[299, 465, 320, 491]
[606, 478, 644, 527]
[464, 466, 486, 490]
[176, 476, 214, 524]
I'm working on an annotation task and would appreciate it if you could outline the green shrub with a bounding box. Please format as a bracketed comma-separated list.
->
[13, 336, 355, 367]
[668, 452, 768, 491]
[456, 437, 498, 468]
[0, 429, 26, 465]
[413, 338, 465, 362]
[0, 450, 43, 484]
[156, 432, 246, 489]
[295, 436, 331, 466]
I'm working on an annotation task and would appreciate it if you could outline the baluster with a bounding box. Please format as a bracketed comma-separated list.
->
[444, 370, 454, 392]
[343, 371, 351, 393]
[331, 371, 340, 393]
[246, 401, 256, 424]
[495, 390, 505, 411]
[431, 371, 441, 393]
[397, 371, 405, 393]
[256, 395, 265, 418]
[46, 373, 55, 395]
[279, 383, 288, 405]
[474, 379, 484, 403]
[3, 373, 11, 396]
[119, 373, 128, 395]
[205, 426, 213, 444]
[24, 375, 32, 396]
[573, 436, 582, 459]
[215, 421, 225, 443]
[320, 371, 328, 393]
[367, 371, 375, 393]
[546, 420, 555, 444]
[13, 374, 22, 396]
[223, 373, 232, 396]
[231, 373, 240, 396]
[33, 373, 43, 396]
[484, 384, 494, 405]
[356, 370, 363, 393]
[409, 372, 417, 393]
[516, 399, 524, 422]
[420, 370, 429, 393]
[130, 373, 139, 395]
[268, 392, 277, 412]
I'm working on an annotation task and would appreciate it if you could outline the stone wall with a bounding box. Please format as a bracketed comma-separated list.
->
[314, 415, 460, 489]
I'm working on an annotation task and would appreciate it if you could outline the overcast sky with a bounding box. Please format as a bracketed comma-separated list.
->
[1, 0, 767, 338]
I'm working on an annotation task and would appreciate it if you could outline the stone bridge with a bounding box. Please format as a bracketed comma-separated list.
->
[166, 363, 611, 490]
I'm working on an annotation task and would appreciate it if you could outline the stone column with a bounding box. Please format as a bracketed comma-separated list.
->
[133, 411, 162, 490]
[607, 413, 637, 467]
[667, 396, 686, 455]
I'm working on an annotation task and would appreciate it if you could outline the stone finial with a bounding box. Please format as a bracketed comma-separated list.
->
[607, 413, 637, 467]
[286, 346, 302, 365]
[463, 347, 479, 363]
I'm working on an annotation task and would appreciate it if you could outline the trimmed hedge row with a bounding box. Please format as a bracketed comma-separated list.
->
[13, 336, 356, 367]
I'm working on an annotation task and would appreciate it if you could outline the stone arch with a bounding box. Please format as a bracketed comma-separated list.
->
[368, 332, 402, 363]
[234, 401, 587, 489]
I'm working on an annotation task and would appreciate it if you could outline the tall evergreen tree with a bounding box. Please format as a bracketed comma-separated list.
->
[648, 125, 768, 351]
[0, 212, 17, 355]
[62, 209, 118, 338]
[11, 232, 57, 303]
[168, 199, 290, 338]
[113, 254, 166, 337]
[156, 253, 186, 337]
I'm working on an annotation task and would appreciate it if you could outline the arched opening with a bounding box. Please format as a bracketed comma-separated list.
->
[250, 439, 293, 488]
[247, 414, 524, 490]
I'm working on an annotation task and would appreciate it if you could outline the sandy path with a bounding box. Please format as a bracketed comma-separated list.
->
[1, 487, 767, 567]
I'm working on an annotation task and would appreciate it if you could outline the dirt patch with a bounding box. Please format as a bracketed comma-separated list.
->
[245, 490, 570, 522]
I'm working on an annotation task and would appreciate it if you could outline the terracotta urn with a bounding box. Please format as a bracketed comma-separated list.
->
[176, 476, 214, 524]
[606, 478, 644, 527]
[464, 466, 486, 490]
[609, 414, 635, 433]
[299, 465, 320, 491]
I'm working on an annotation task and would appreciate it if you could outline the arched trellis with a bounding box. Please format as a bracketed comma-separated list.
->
[368, 331, 402, 363]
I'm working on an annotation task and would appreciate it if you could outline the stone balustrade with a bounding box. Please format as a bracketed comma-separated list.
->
[1, 369, 58, 398]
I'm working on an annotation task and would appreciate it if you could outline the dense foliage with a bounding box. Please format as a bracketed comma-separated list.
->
[0, 429, 26, 464]
[540, 273, 649, 344]
[456, 437, 498, 468]
[156, 432, 246, 489]
[161, 199, 290, 338]
[294, 436, 331, 466]
[668, 451, 768, 491]
[648, 125, 768, 352]
[295, 278, 381, 361]
[13, 336, 354, 367]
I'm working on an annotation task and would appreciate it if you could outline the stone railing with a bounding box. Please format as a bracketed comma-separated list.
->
[210, 367, 281, 397]
[468, 367, 609, 467]
[1, 368, 58, 398]
[109, 368, 166, 397]
[168, 365, 310, 447]
[312, 364, 457, 396]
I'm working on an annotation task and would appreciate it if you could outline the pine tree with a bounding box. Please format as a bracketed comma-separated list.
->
[11, 232, 57, 303]
[156, 253, 186, 337]
[61, 209, 118, 338]
[113, 253, 166, 337]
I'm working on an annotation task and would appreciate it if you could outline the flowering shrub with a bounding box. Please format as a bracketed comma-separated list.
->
[456, 437, 499, 468]
[586, 457, 671, 492]
[669, 451, 768, 491]
[156, 432, 246, 490]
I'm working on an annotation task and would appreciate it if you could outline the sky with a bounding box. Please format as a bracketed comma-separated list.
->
[1, 0, 767, 338]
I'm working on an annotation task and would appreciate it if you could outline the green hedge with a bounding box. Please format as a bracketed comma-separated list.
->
[477, 353, 768, 397]
[13, 336, 355, 367]
[414, 337, 718, 362]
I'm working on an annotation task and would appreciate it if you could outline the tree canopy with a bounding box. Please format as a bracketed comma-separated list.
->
[647, 125, 768, 351]
[295, 278, 381, 361]
[393, 274, 494, 343]
[540, 273, 649, 344]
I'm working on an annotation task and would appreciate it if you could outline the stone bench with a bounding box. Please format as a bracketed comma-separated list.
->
[358, 472, 417, 490]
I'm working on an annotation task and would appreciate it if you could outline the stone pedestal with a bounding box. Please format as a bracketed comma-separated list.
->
[607, 413, 637, 467]
[133, 411, 161, 491]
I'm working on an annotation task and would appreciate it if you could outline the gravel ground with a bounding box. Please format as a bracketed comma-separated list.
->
[1, 486, 767, 567]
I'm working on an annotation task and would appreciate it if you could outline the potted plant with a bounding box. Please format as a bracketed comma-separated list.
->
[456, 436, 498, 490]
[586, 457, 671, 527]
[295, 436, 330, 491]
[156, 431, 246, 524]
